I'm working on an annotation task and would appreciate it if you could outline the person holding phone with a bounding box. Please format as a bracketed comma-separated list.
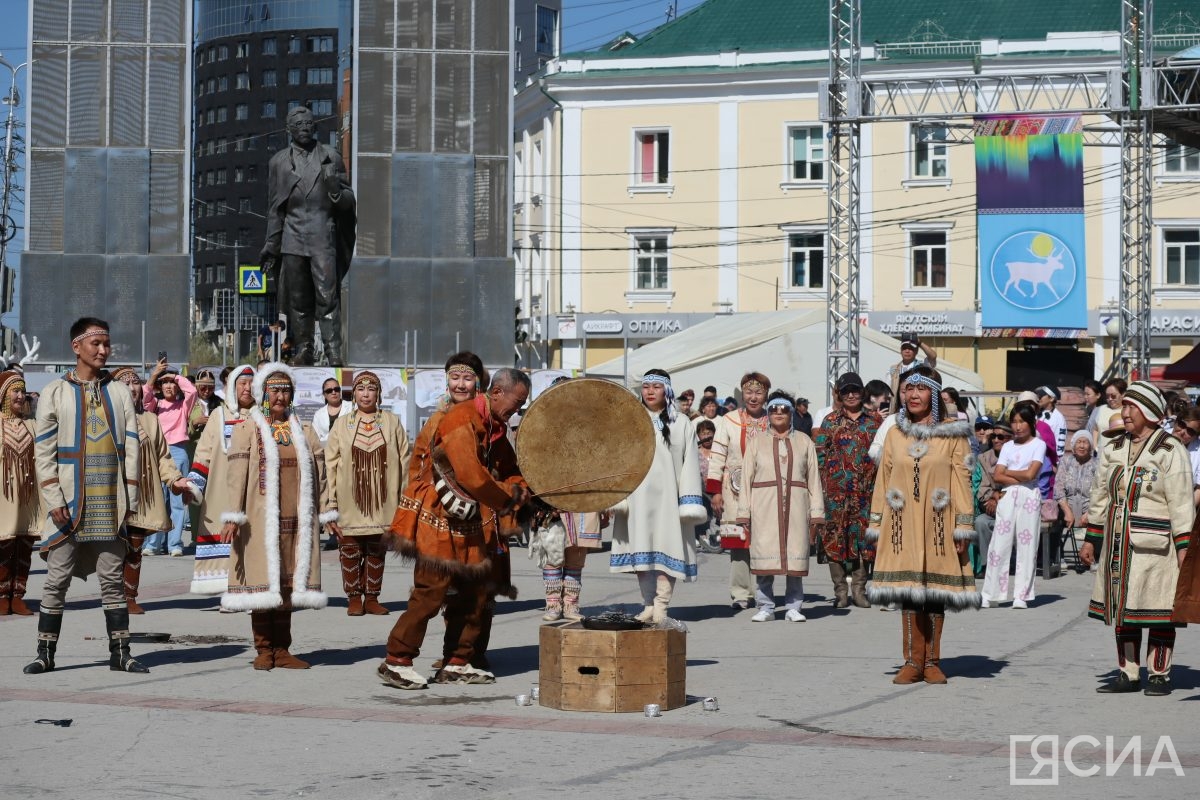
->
[142, 357, 197, 556]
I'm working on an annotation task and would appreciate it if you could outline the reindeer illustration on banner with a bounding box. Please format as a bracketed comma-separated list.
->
[1002, 233, 1069, 301]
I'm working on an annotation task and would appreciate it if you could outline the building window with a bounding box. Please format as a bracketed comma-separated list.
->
[262, 37, 277, 56]
[215, 168, 227, 185]
[634, 130, 670, 185]
[218, 44, 229, 61]
[204, 140, 214, 156]
[287, 100, 303, 112]
[536, 6, 559, 56]
[206, 267, 213, 283]
[207, 46, 216, 62]
[205, 109, 215, 125]
[1165, 229, 1200, 286]
[307, 67, 334, 85]
[218, 76, 228, 92]
[236, 41, 249, 58]
[913, 125, 949, 178]
[1165, 143, 1200, 175]
[235, 104, 248, 121]
[788, 125, 825, 182]
[238, 198, 252, 214]
[310, 99, 333, 117]
[634, 236, 669, 290]
[262, 101, 276, 119]
[262, 69, 276, 87]
[234, 167, 245, 183]
[515, 26, 522, 43]
[205, 77, 215, 94]
[306, 35, 334, 53]
[288, 36, 301, 54]
[910, 231, 948, 288]
[236, 71, 250, 90]
[788, 232, 825, 289]
[287, 68, 301, 86]
[196, 50, 204, 67]
[216, 137, 227, 154]
[247, 165, 258, 182]
[217, 107, 228, 123]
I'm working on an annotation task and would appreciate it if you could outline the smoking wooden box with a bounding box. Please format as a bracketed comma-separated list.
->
[538, 623, 686, 713]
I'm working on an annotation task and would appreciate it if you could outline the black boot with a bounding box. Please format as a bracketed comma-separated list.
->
[318, 311, 344, 366]
[104, 606, 149, 673]
[23, 611, 63, 674]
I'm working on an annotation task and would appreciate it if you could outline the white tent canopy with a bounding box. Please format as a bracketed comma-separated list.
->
[585, 310, 984, 402]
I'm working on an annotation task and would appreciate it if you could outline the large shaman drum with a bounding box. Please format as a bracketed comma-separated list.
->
[515, 378, 654, 512]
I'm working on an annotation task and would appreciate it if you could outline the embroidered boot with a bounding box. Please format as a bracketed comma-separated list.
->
[892, 610, 925, 684]
[1145, 630, 1176, 696]
[339, 538, 365, 616]
[562, 567, 584, 621]
[271, 610, 310, 669]
[923, 612, 948, 684]
[542, 566, 564, 621]
[828, 561, 849, 608]
[0, 540, 12, 615]
[1098, 627, 1142, 693]
[23, 610, 62, 674]
[9, 537, 34, 615]
[634, 571, 656, 622]
[651, 573, 676, 623]
[850, 561, 872, 608]
[251, 611, 274, 670]
[125, 531, 146, 615]
[362, 539, 389, 615]
[105, 606, 150, 673]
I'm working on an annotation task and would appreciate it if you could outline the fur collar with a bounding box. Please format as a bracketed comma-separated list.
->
[896, 414, 971, 440]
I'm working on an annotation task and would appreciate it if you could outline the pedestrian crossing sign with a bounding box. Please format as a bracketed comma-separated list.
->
[239, 265, 266, 295]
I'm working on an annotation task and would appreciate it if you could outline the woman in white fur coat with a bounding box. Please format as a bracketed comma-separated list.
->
[219, 363, 327, 670]
[610, 369, 706, 623]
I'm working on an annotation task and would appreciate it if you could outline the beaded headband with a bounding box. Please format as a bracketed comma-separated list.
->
[903, 373, 942, 421]
[71, 328, 109, 344]
[110, 367, 140, 384]
[641, 374, 672, 390]
[263, 375, 294, 391]
[446, 363, 479, 378]
[354, 371, 381, 391]
[742, 379, 766, 393]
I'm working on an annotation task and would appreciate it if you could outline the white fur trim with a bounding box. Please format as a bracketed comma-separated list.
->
[220, 590, 284, 611]
[610, 498, 630, 516]
[963, 452, 977, 471]
[319, 510, 340, 524]
[185, 482, 205, 507]
[679, 503, 708, 526]
[252, 362, 300, 404]
[931, 488, 950, 511]
[866, 584, 982, 610]
[220, 511, 249, 526]
[224, 365, 256, 416]
[953, 528, 976, 542]
[189, 577, 228, 596]
[865, 527, 880, 542]
[896, 416, 973, 440]
[908, 441, 929, 459]
[886, 488, 905, 511]
[290, 590, 328, 610]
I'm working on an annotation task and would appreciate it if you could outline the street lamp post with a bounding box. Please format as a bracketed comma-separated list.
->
[0, 55, 29, 346]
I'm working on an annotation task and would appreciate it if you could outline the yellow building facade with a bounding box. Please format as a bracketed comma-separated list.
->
[513, 2, 1200, 392]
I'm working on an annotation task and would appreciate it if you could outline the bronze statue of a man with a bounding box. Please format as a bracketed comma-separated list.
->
[260, 106, 356, 366]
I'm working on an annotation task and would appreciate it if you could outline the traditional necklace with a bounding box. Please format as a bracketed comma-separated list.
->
[359, 411, 377, 431]
[270, 418, 292, 446]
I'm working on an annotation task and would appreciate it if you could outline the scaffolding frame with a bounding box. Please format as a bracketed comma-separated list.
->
[822, 0, 1200, 389]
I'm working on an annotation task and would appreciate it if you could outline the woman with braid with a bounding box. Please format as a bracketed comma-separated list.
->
[0, 370, 41, 615]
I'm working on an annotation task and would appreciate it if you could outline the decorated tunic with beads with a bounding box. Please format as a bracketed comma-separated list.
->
[0, 417, 42, 539]
[323, 408, 411, 537]
[866, 416, 979, 610]
[1085, 427, 1193, 628]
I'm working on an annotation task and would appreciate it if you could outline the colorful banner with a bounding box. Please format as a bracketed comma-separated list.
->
[976, 115, 1087, 332]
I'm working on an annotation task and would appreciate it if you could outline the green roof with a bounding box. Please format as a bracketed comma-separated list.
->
[569, 0, 1200, 60]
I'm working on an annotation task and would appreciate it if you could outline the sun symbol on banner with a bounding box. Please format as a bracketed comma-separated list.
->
[989, 230, 1078, 311]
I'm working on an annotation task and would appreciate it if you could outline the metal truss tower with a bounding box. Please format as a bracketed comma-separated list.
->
[823, 0, 1185, 385]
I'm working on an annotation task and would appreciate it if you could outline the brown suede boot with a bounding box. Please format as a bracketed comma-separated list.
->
[125, 531, 146, 615]
[828, 561, 849, 608]
[850, 561, 871, 609]
[10, 537, 34, 615]
[271, 610, 310, 669]
[0, 540, 13, 615]
[363, 539, 389, 614]
[339, 538, 365, 616]
[251, 611, 274, 670]
[892, 610, 926, 684]
[923, 612, 948, 684]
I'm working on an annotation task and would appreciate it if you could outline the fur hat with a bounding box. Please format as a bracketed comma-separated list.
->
[224, 365, 257, 411]
[252, 362, 298, 405]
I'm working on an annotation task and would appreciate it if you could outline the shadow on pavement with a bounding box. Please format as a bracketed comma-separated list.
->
[300, 643, 383, 667]
[484, 643, 540, 674]
[136, 644, 248, 667]
[135, 597, 223, 613]
[936, 654, 1009, 679]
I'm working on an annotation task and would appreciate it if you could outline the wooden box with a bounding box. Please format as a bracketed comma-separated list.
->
[538, 623, 686, 713]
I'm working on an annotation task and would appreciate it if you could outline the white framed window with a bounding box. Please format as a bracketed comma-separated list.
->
[307, 67, 334, 85]
[911, 125, 949, 180]
[625, 228, 676, 306]
[786, 125, 825, 183]
[1164, 143, 1200, 176]
[910, 230, 948, 289]
[311, 99, 333, 116]
[235, 104, 248, 121]
[631, 129, 671, 192]
[787, 231, 826, 290]
[1164, 228, 1200, 287]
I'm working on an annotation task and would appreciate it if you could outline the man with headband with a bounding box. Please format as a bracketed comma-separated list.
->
[0, 369, 40, 615]
[24, 318, 148, 674]
[886, 332, 938, 407]
[260, 105, 356, 366]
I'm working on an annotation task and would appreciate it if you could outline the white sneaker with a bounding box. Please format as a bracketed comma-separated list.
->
[439, 663, 496, 684]
[1013, 600, 1028, 609]
[377, 662, 428, 690]
[981, 598, 990, 608]
[784, 609, 806, 622]
[751, 608, 774, 622]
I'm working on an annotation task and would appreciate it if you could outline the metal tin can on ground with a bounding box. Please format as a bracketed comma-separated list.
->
[531, 685, 540, 700]
[515, 694, 532, 707]
[644, 704, 661, 717]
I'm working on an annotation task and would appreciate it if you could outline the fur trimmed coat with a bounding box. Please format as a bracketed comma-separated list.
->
[221, 411, 327, 611]
[322, 408, 411, 536]
[866, 416, 980, 610]
[126, 411, 182, 533]
[0, 417, 42, 539]
[388, 396, 527, 580]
